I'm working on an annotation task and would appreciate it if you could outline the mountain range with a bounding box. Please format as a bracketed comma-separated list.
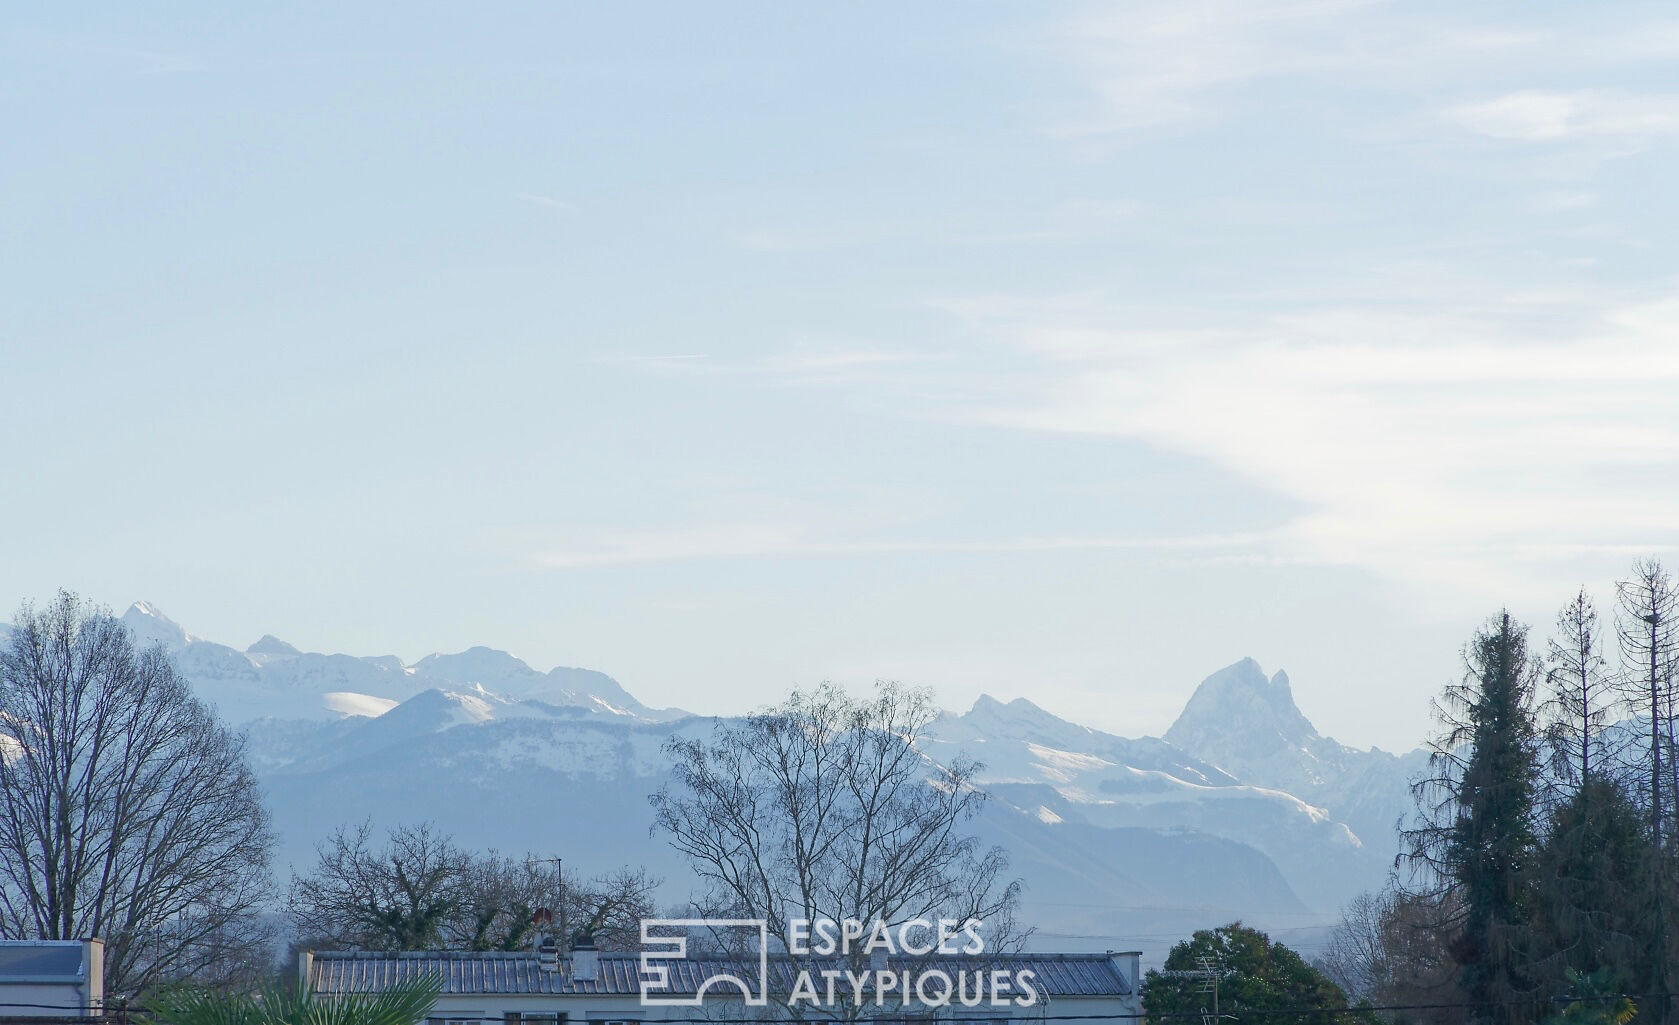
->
[81, 603, 1435, 962]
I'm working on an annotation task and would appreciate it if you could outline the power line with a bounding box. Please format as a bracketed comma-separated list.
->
[408, 994, 1679, 1025]
[13, 990, 1671, 1021]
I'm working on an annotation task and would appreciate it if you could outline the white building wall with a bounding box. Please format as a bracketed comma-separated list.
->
[423, 990, 1141, 1024]
[0, 939, 104, 1016]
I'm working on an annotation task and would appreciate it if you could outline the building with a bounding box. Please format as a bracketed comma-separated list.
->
[301, 945, 1142, 1025]
[0, 941, 105, 1018]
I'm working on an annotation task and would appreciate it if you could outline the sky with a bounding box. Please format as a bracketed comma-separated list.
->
[4, 1, 1679, 752]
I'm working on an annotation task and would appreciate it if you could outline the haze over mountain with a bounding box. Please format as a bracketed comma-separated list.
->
[96, 601, 1429, 961]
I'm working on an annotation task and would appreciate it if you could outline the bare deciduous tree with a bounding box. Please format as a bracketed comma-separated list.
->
[650, 679, 1026, 1004]
[449, 855, 657, 952]
[449, 850, 551, 952]
[1320, 888, 1463, 1025]
[289, 822, 658, 952]
[562, 865, 659, 950]
[288, 821, 470, 950]
[0, 591, 276, 995]
[1320, 890, 1391, 1002]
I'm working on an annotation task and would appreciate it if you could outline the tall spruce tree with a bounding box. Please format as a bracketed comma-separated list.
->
[1406, 611, 1543, 1025]
[1530, 776, 1657, 1006]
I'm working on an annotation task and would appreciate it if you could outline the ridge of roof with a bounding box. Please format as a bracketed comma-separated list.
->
[310, 950, 1123, 961]
[306, 948, 1136, 998]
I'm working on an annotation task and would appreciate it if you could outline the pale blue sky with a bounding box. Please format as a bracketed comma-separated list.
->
[5, 2, 1679, 750]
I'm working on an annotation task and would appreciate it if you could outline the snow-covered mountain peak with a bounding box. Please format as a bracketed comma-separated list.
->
[122, 601, 197, 652]
[957, 693, 1097, 744]
[108, 603, 683, 726]
[1165, 657, 1321, 755]
[248, 634, 301, 656]
[133, 614, 1423, 929]
[1161, 659, 1430, 865]
[89, 598, 1423, 925]
[322, 687, 495, 739]
[1268, 668, 1293, 699]
[413, 645, 540, 685]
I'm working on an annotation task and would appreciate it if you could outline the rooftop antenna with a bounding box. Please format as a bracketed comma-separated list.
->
[1158, 953, 1234, 1025]
[526, 857, 565, 970]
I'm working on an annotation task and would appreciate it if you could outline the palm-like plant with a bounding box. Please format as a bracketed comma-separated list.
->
[147, 976, 442, 1025]
[1543, 969, 1637, 1025]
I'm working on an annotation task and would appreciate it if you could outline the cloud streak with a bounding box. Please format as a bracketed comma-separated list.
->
[1045, 0, 1374, 133]
[940, 290, 1679, 599]
[533, 526, 1271, 569]
[1448, 90, 1679, 143]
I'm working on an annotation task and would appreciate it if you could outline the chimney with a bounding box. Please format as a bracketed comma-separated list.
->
[1109, 950, 1142, 994]
[571, 932, 599, 983]
[82, 939, 104, 1014]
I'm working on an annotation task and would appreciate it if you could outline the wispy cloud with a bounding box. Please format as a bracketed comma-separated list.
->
[1045, 0, 1374, 133]
[760, 343, 950, 376]
[1585, 21, 1679, 62]
[936, 289, 1679, 598]
[1042, 0, 1679, 154]
[730, 198, 1146, 253]
[591, 353, 708, 363]
[1447, 90, 1679, 144]
[599, 340, 950, 387]
[533, 525, 1270, 569]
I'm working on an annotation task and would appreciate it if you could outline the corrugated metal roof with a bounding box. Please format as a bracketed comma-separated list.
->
[309, 952, 1131, 998]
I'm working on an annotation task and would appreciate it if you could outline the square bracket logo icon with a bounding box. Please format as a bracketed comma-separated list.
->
[639, 919, 769, 1007]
